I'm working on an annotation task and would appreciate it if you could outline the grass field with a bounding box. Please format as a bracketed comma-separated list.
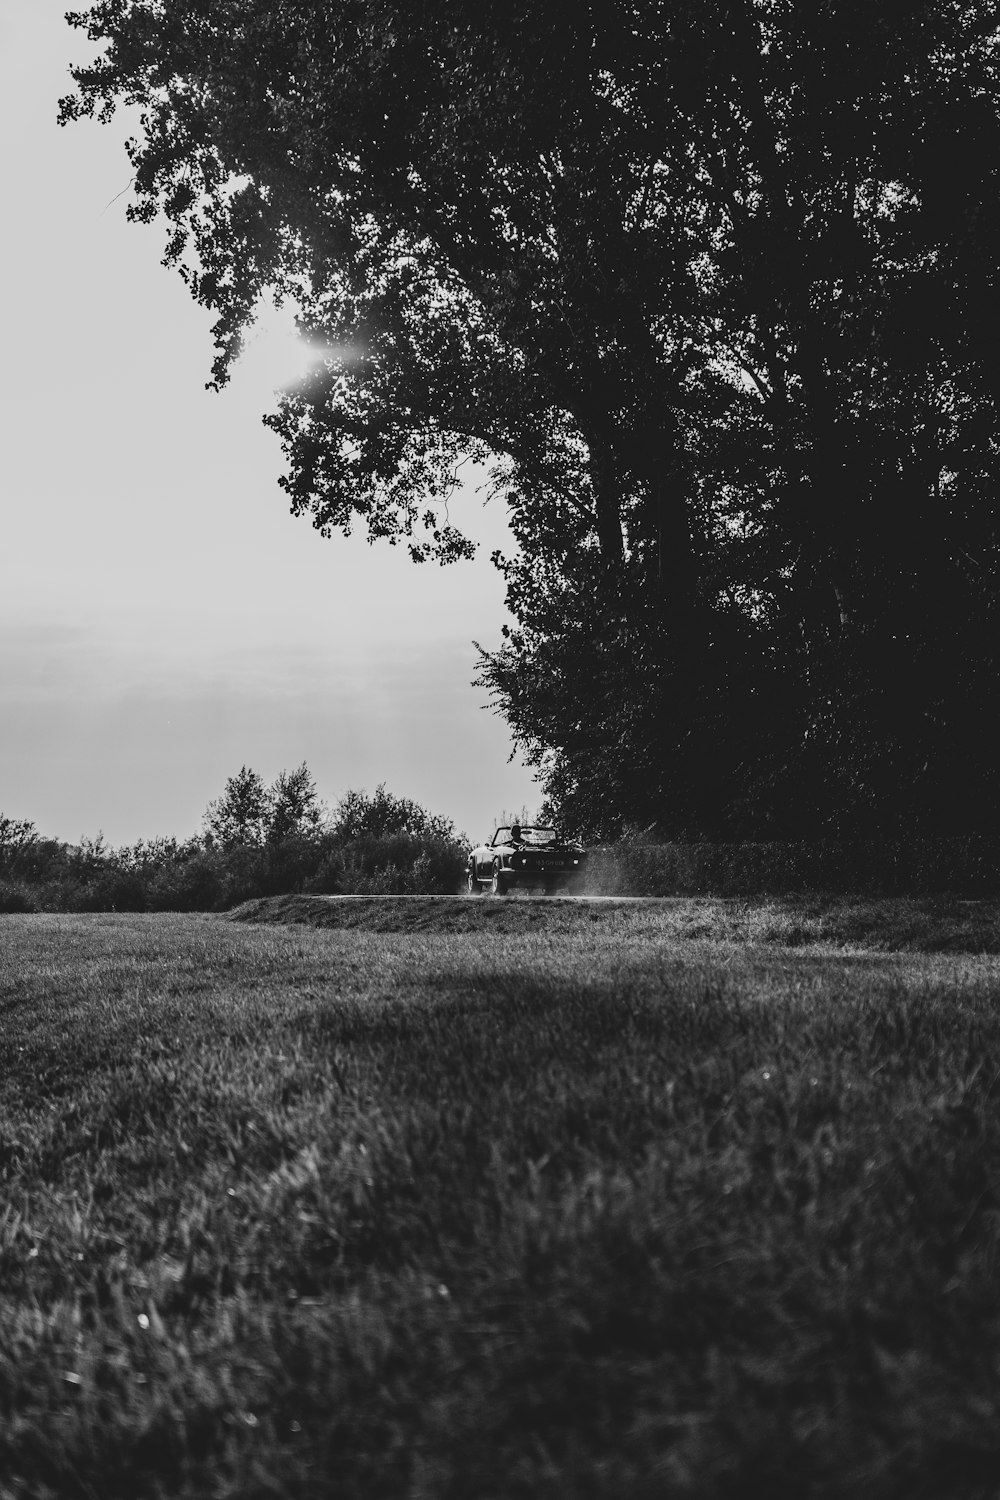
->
[3, 895, 1000, 1498]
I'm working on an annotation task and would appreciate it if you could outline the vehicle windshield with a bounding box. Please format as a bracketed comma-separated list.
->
[492, 825, 560, 847]
[518, 826, 558, 846]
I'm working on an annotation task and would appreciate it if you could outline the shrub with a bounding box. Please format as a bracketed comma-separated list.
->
[0, 881, 36, 914]
[142, 846, 226, 912]
[323, 833, 467, 895]
[304, 847, 347, 895]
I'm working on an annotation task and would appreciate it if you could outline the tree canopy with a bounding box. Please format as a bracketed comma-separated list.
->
[62, 1, 1000, 837]
[203, 762, 322, 848]
[330, 783, 456, 842]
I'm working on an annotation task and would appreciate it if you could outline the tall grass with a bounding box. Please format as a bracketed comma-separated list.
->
[2, 902, 1000, 1496]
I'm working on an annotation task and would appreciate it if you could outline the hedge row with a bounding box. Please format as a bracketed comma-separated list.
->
[0, 833, 468, 914]
[585, 838, 1000, 897]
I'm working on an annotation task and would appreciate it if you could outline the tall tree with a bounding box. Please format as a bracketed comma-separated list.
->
[62, 1, 1000, 837]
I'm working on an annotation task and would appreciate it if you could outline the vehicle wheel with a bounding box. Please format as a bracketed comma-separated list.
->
[491, 860, 508, 896]
[467, 864, 482, 896]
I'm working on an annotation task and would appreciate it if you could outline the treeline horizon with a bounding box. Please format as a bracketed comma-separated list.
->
[0, 767, 470, 914]
[6, 773, 1000, 909]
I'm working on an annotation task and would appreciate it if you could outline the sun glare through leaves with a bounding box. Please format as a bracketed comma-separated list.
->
[235, 302, 359, 392]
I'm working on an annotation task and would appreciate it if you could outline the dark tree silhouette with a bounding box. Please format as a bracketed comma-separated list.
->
[61, 2, 1000, 836]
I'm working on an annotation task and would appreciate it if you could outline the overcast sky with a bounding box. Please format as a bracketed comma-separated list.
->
[1, 0, 539, 846]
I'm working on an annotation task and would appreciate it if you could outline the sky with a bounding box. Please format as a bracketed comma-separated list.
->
[1, 0, 540, 847]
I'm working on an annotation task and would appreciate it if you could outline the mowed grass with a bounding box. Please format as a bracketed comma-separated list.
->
[2, 898, 1000, 1498]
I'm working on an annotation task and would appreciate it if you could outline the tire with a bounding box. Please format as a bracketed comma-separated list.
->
[467, 864, 482, 896]
[491, 860, 508, 896]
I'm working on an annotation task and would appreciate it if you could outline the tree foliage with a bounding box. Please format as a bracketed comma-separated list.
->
[330, 783, 456, 843]
[1, 772, 463, 910]
[0, 815, 38, 867]
[61, 2, 1000, 836]
[203, 762, 323, 849]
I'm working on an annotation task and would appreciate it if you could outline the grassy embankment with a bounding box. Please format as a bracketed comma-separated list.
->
[3, 895, 1000, 1497]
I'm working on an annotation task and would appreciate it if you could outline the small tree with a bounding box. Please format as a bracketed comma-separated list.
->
[0, 816, 38, 873]
[203, 766, 270, 849]
[266, 763, 323, 845]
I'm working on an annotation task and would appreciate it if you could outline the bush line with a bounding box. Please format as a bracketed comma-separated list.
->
[587, 837, 1000, 897]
